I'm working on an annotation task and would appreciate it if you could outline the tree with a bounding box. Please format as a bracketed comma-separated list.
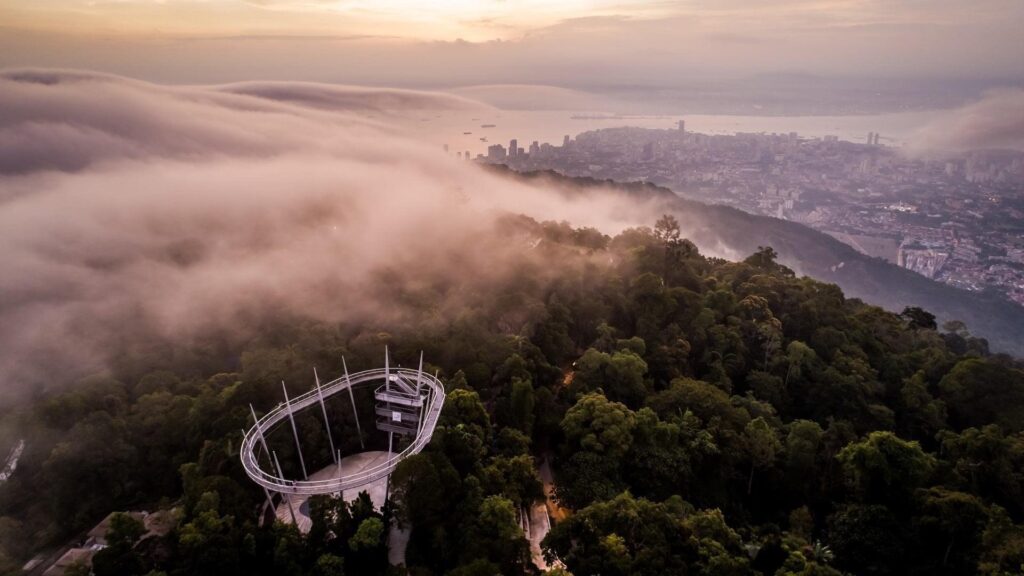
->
[938, 358, 1024, 431]
[464, 496, 530, 574]
[177, 491, 242, 576]
[653, 214, 695, 284]
[738, 295, 783, 371]
[978, 508, 1024, 576]
[647, 377, 749, 437]
[784, 420, 824, 498]
[543, 492, 749, 576]
[42, 412, 137, 531]
[782, 341, 816, 388]
[561, 393, 636, 459]
[937, 425, 1024, 520]
[827, 504, 907, 575]
[480, 454, 544, 508]
[108, 512, 146, 548]
[313, 554, 345, 576]
[915, 488, 991, 572]
[624, 408, 706, 501]
[836, 431, 935, 507]
[898, 371, 948, 442]
[390, 453, 450, 527]
[509, 378, 536, 436]
[745, 417, 781, 495]
[441, 389, 492, 444]
[744, 246, 793, 276]
[556, 450, 627, 509]
[899, 307, 937, 331]
[572, 348, 649, 408]
[653, 214, 682, 245]
[746, 370, 787, 412]
[348, 517, 384, 551]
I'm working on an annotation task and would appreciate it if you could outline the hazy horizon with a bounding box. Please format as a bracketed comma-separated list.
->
[2, 0, 1023, 114]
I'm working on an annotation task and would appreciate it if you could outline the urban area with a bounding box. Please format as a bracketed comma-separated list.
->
[471, 123, 1024, 307]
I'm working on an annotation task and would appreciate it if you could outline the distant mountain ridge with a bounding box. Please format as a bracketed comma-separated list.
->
[494, 166, 1024, 356]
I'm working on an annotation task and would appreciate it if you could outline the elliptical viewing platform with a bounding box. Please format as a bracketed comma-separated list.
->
[239, 348, 446, 503]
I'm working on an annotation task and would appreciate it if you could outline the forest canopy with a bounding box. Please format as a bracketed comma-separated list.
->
[2, 214, 1023, 576]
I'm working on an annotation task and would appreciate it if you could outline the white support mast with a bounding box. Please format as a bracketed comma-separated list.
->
[416, 351, 424, 397]
[343, 356, 366, 450]
[314, 368, 337, 464]
[384, 345, 390, 395]
[249, 404, 271, 460]
[385, 346, 393, 458]
[272, 450, 297, 524]
[282, 381, 308, 479]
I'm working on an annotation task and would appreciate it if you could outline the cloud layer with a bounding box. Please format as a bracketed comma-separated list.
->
[909, 89, 1024, 153]
[0, 69, 667, 398]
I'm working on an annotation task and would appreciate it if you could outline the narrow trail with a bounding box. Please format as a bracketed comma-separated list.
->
[527, 456, 568, 571]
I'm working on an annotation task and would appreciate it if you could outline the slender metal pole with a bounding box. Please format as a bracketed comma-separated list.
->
[385, 345, 390, 395]
[416, 351, 424, 396]
[314, 368, 337, 464]
[418, 390, 427, 436]
[343, 357, 365, 450]
[385, 430, 394, 506]
[273, 451, 298, 525]
[249, 404, 271, 460]
[282, 381, 308, 479]
[385, 347, 392, 454]
[336, 449, 342, 479]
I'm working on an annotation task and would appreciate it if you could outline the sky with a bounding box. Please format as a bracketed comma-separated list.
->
[1, 0, 1022, 90]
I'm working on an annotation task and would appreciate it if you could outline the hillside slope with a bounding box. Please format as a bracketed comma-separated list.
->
[501, 167, 1024, 355]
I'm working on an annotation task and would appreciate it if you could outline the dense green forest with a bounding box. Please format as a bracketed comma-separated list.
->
[2, 214, 1024, 576]
[501, 166, 1024, 356]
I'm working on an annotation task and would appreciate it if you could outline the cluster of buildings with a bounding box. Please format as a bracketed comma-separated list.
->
[476, 124, 1024, 307]
[24, 510, 178, 576]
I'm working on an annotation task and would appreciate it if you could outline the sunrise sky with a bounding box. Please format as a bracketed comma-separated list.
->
[2, 0, 1022, 87]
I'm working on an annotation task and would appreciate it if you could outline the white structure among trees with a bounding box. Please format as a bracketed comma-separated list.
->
[240, 349, 446, 505]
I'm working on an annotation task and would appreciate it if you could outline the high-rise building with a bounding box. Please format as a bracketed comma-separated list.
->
[465, 150, 470, 161]
[509, 139, 518, 158]
[563, 135, 570, 147]
[873, 133, 881, 146]
[867, 132, 874, 146]
[678, 120, 686, 132]
[487, 144, 507, 160]
[529, 141, 540, 156]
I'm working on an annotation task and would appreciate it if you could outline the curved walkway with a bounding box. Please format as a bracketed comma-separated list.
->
[241, 367, 446, 495]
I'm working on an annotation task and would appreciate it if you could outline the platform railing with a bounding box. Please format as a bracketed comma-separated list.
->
[240, 367, 446, 495]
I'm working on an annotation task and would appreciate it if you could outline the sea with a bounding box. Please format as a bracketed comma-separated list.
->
[402, 109, 944, 158]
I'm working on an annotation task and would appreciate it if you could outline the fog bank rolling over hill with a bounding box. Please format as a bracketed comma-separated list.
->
[0, 70, 678, 397]
[1, 70, 1020, 401]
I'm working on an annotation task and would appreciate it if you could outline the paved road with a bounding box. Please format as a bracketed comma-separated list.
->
[0, 439, 25, 483]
